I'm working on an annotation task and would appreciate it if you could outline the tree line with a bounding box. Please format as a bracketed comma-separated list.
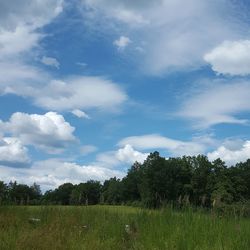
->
[1, 152, 250, 209]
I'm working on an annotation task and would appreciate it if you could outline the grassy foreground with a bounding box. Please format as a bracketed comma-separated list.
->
[0, 205, 249, 250]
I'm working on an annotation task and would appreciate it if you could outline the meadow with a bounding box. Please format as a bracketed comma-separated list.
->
[0, 205, 249, 250]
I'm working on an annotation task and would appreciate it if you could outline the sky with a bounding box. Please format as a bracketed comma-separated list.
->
[1, 0, 250, 190]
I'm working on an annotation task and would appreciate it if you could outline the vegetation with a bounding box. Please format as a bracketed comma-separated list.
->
[0, 205, 249, 250]
[1, 152, 250, 213]
[1, 152, 250, 249]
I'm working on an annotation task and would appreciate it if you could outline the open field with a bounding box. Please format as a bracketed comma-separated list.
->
[0, 205, 249, 250]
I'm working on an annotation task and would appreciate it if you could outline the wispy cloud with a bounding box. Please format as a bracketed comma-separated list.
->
[41, 56, 60, 69]
[118, 134, 215, 157]
[71, 109, 90, 119]
[80, 0, 247, 74]
[178, 80, 250, 128]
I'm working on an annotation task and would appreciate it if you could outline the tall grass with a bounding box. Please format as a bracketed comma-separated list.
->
[0, 205, 249, 249]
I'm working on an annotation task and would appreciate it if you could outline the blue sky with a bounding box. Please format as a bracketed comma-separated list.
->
[1, 0, 250, 190]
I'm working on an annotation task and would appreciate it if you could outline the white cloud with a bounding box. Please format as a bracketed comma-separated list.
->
[0, 0, 63, 60]
[0, 25, 41, 60]
[71, 109, 90, 119]
[96, 144, 148, 167]
[178, 81, 250, 128]
[80, 145, 98, 155]
[0, 69, 127, 112]
[0, 159, 125, 191]
[82, 0, 150, 26]
[113, 36, 131, 50]
[208, 140, 250, 166]
[119, 134, 211, 157]
[0, 62, 48, 95]
[96, 151, 121, 167]
[204, 40, 250, 76]
[116, 144, 148, 164]
[1, 112, 76, 153]
[81, 0, 246, 74]
[0, 0, 63, 29]
[0, 2, 126, 111]
[33, 77, 127, 112]
[0, 137, 30, 167]
[41, 56, 60, 69]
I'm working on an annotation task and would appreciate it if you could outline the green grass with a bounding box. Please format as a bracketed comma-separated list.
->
[0, 205, 249, 249]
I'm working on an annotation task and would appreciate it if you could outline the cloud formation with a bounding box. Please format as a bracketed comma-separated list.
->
[80, 145, 98, 156]
[208, 140, 250, 166]
[116, 144, 148, 164]
[0, 71, 127, 113]
[41, 56, 60, 69]
[1, 112, 76, 153]
[119, 134, 212, 156]
[0, 1, 128, 114]
[0, 0, 63, 60]
[81, 0, 246, 74]
[34, 77, 127, 112]
[96, 144, 149, 167]
[0, 159, 125, 191]
[204, 40, 250, 76]
[178, 81, 250, 128]
[71, 109, 90, 119]
[0, 137, 30, 167]
[113, 36, 131, 50]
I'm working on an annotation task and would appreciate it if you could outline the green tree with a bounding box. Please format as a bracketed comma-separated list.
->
[103, 177, 123, 204]
[0, 181, 8, 205]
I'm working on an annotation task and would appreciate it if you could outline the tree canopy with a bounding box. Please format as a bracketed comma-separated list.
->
[1, 153, 250, 208]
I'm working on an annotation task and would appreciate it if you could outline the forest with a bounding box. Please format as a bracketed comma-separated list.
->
[1, 152, 250, 212]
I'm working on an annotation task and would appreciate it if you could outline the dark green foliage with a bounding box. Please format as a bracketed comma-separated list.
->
[102, 177, 124, 204]
[3, 181, 42, 205]
[1, 152, 250, 210]
[0, 181, 8, 205]
[119, 153, 250, 208]
[70, 180, 101, 205]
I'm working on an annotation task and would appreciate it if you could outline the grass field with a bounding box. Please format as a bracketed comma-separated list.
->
[0, 205, 249, 250]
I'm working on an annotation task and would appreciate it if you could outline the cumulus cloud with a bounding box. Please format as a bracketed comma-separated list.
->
[81, 0, 246, 74]
[71, 109, 90, 119]
[208, 140, 250, 166]
[113, 36, 131, 50]
[178, 81, 250, 128]
[41, 56, 60, 69]
[1, 112, 76, 153]
[118, 134, 212, 157]
[96, 144, 148, 167]
[204, 40, 250, 76]
[116, 144, 148, 163]
[0, 159, 125, 191]
[0, 137, 30, 167]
